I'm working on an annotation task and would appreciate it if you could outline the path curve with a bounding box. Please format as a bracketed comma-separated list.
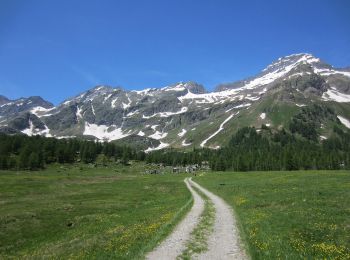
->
[189, 178, 248, 260]
[146, 178, 205, 260]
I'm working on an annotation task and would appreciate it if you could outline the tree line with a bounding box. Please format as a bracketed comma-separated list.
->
[0, 134, 145, 170]
[209, 126, 350, 171]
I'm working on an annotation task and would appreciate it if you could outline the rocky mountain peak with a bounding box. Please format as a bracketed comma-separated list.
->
[26, 96, 54, 108]
[183, 82, 206, 94]
[215, 53, 335, 92]
[263, 53, 331, 74]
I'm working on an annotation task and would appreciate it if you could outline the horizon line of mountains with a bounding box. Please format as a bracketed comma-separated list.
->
[1, 53, 350, 151]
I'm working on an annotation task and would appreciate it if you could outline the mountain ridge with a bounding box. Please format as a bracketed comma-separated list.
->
[1, 53, 350, 151]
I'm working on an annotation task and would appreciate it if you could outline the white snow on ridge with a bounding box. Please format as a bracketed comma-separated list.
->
[30, 106, 54, 117]
[200, 112, 239, 148]
[178, 91, 217, 104]
[288, 72, 312, 79]
[337, 115, 350, 129]
[260, 113, 266, 119]
[0, 102, 13, 107]
[296, 104, 306, 107]
[314, 67, 350, 78]
[162, 83, 186, 92]
[132, 88, 155, 95]
[241, 54, 317, 90]
[83, 122, 129, 141]
[178, 128, 187, 137]
[322, 89, 350, 103]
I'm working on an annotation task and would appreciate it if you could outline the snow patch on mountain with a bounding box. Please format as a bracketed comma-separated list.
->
[126, 110, 139, 117]
[234, 103, 251, 109]
[260, 113, 266, 119]
[21, 120, 35, 136]
[21, 120, 51, 137]
[337, 115, 350, 128]
[104, 93, 113, 102]
[122, 96, 132, 109]
[132, 88, 155, 95]
[111, 98, 119, 108]
[314, 67, 350, 78]
[149, 131, 168, 140]
[76, 106, 83, 119]
[142, 107, 188, 119]
[150, 125, 159, 131]
[145, 141, 169, 153]
[200, 112, 238, 148]
[178, 129, 187, 137]
[137, 130, 145, 136]
[162, 83, 186, 92]
[83, 122, 128, 141]
[91, 104, 96, 115]
[30, 106, 54, 117]
[182, 139, 192, 146]
[322, 89, 350, 103]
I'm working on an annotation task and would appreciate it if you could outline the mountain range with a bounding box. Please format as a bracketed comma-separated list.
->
[1, 53, 350, 151]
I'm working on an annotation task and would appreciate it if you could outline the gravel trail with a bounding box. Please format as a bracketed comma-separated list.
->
[189, 178, 248, 260]
[146, 177, 247, 260]
[146, 178, 205, 260]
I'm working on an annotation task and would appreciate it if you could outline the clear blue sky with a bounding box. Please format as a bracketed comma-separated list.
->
[1, 0, 349, 104]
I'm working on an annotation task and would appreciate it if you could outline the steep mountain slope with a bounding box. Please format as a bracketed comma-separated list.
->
[1, 53, 349, 150]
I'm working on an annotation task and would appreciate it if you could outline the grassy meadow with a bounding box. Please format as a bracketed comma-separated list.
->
[196, 170, 350, 259]
[0, 163, 192, 259]
[1, 163, 349, 259]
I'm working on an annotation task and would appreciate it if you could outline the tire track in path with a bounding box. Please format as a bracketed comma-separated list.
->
[189, 178, 248, 260]
[146, 178, 205, 260]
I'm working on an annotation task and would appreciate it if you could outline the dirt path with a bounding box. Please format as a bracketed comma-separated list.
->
[189, 178, 248, 260]
[146, 177, 247, 260]
[146, 178, 205, 260]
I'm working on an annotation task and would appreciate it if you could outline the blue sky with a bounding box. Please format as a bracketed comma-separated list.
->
[1, 0, 349, 104]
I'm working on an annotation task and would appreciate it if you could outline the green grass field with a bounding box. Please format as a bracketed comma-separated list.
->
[0, 163, 191, 259]
[1, 164, 349, 259]
[195, 170, 350, 259]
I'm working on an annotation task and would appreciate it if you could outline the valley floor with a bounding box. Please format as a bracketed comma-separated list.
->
[0, 164, 349, 259]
